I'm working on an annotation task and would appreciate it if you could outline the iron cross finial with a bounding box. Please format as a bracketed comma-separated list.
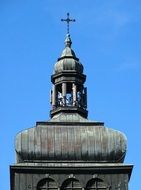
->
[61, 13, 76, 34]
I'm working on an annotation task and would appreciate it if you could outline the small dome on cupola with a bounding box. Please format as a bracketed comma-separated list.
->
[54, 34, 84, 74]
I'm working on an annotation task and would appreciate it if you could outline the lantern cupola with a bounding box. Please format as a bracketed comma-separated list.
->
[50, 33, 88, 118]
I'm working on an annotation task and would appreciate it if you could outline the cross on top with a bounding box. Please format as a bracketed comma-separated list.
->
[61, 13, 76, 34]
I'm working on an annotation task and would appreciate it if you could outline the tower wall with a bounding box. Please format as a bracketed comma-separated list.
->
[10, 163, 132, 190]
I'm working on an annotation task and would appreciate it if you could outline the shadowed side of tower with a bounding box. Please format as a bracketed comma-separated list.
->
[10, 14, 133, 190]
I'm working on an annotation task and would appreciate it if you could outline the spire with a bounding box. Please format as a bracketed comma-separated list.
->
[61, 13, 75, 47]
[65, 33, 72, 47]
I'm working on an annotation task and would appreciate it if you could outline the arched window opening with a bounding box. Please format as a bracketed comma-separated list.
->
[61, 178, 82, 190]
[37, 178, 58, 190]
[86, 178, 107, 190]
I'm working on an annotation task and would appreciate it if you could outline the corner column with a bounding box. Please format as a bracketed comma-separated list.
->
[72, 83, 77, 106]
[52, 85, 57, 108]
[62, 83, 67, 106]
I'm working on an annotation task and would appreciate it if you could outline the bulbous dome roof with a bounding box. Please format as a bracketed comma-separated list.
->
[15, 113, 127, 163]
[54, 34, 84, 74]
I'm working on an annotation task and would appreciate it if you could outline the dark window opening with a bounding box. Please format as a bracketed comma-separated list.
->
[37, 178, 58, 190]
[86, 178, 107, 190]
[61, 178, 82, 190]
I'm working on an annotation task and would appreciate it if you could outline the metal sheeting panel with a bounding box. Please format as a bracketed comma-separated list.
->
[15, 123, 127, 163]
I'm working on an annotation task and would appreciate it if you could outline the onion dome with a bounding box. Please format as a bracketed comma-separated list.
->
[54, 34, 83, 74]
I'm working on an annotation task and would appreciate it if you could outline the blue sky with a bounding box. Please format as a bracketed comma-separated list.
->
[0, 0, 141, 189]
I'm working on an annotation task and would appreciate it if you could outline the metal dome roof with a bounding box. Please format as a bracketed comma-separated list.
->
[54, 34, 84, 74]
[15, 113, 127, 163]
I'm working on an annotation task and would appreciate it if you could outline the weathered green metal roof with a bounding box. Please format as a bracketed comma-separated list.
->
[54, 34, 83, 74]
[15, 113, 127, 163]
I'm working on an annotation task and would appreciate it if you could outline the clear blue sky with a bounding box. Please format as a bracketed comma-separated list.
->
[0, 0, 141, 189]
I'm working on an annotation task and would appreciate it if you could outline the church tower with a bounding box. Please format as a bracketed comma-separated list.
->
[10, 14, 133, 190]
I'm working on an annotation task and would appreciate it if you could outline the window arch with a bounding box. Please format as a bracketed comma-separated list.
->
[37, 178, 58, 190]
[86, 178, 107, 190]
[61, 178, 82, 190]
